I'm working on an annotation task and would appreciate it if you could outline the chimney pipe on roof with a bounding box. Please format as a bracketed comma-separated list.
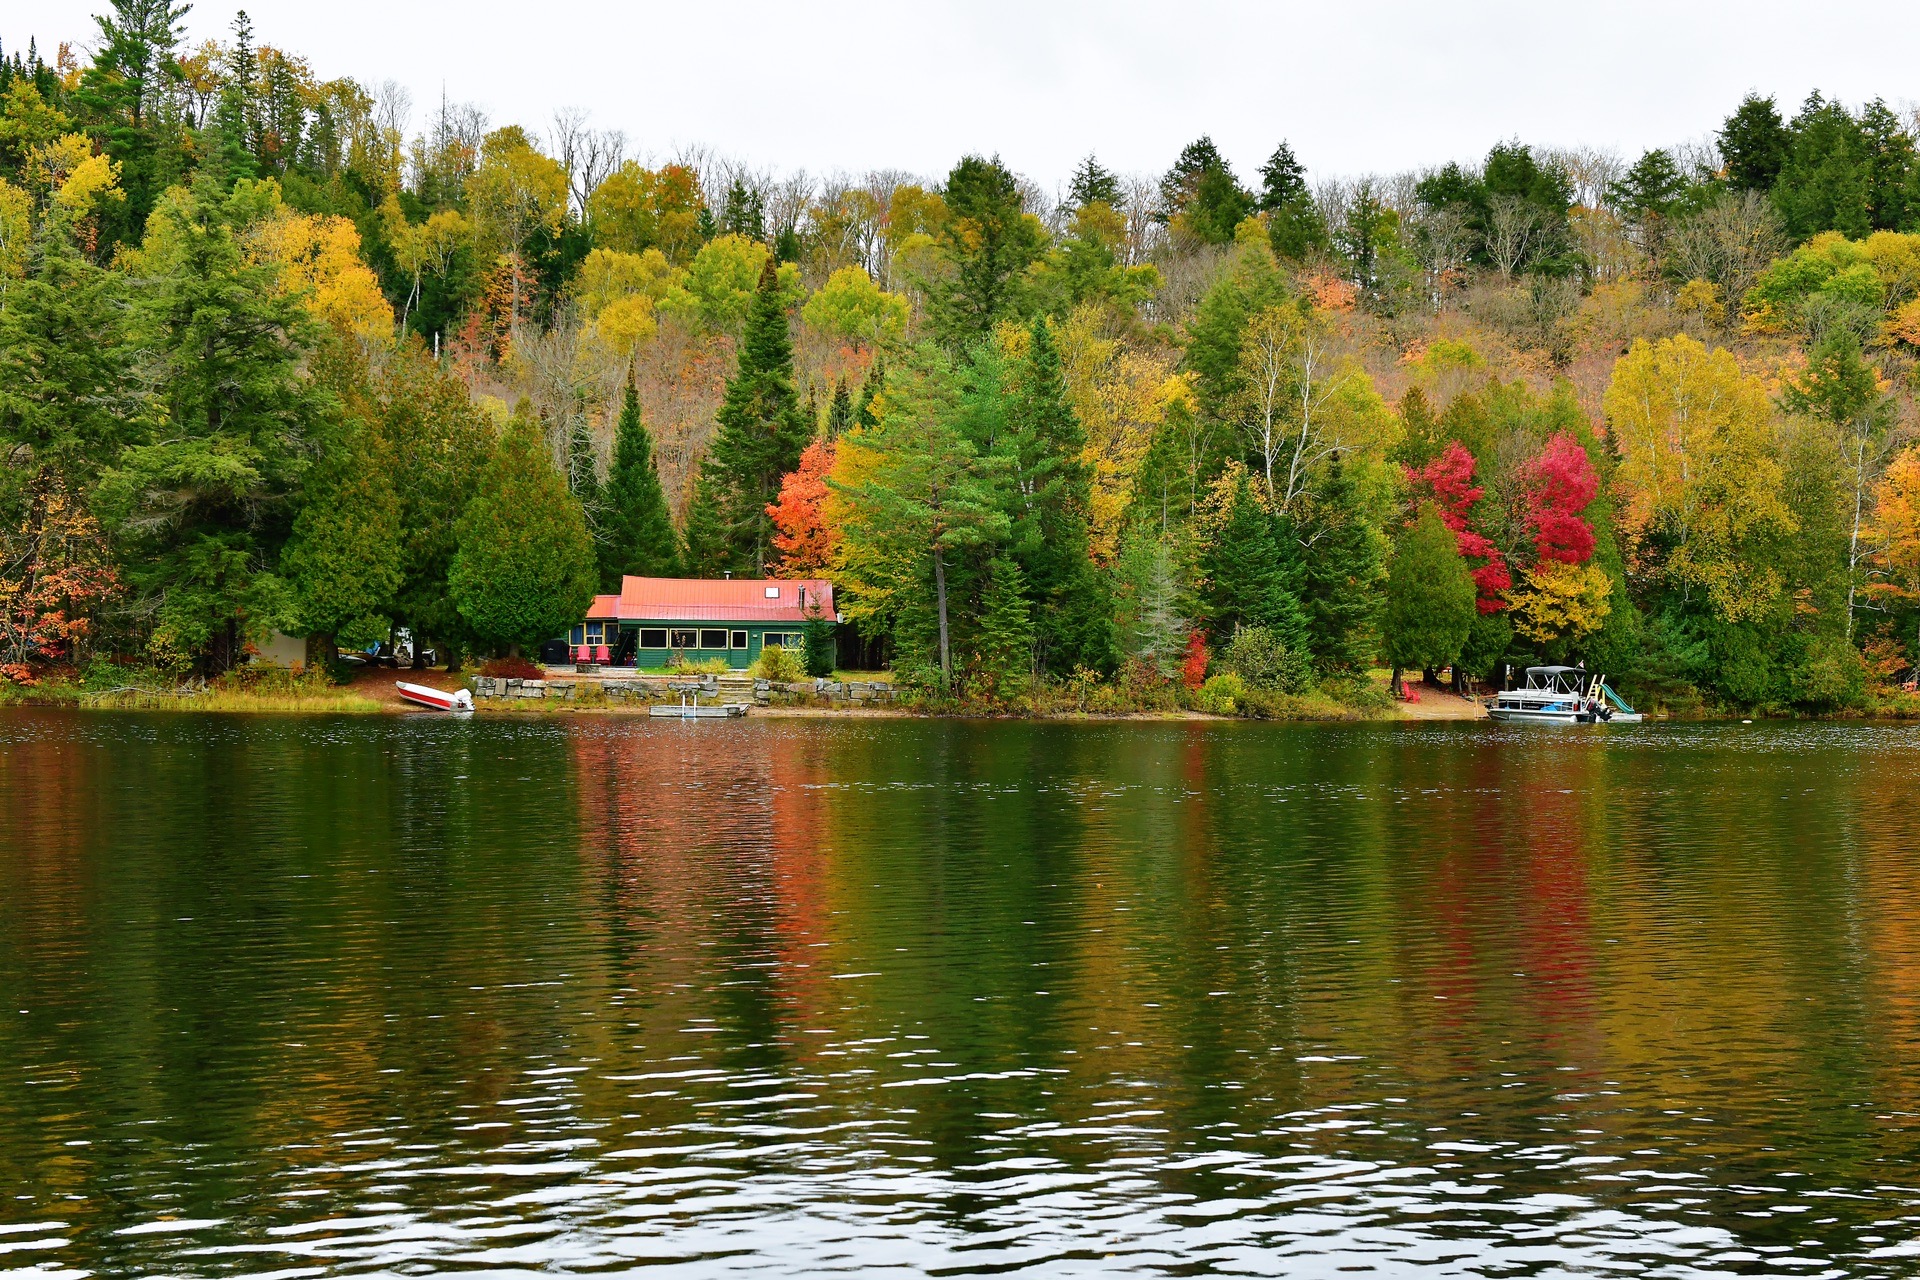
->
[723, 571, 731, 579]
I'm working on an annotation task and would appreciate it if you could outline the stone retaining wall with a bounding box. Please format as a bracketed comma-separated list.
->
[469, 675, 900, 708]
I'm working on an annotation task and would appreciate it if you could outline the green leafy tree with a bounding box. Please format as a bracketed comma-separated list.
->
[704, 255, 809, 572]
[599, 378, 681, 587]
[448, 402, 596, 656]
[1384, 507, 1477, 688]
[924, 154, 1046, 346]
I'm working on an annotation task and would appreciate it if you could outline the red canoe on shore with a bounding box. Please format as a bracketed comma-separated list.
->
[395, 681, 474, 712]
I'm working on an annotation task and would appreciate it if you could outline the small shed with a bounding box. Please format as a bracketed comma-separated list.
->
[567, 576, 836, 668]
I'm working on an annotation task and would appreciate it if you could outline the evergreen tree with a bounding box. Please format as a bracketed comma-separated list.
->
[1384, 507, 1476, 687]
[1774, 92, 1875, 239]
[1199, 467, 1306, 645]
[974, 554, 1034, 700]
[599, 378, 681, 587]
[801, 606, 836, 678]
[1299, 453, 1384, 671]
[282, 418, 403, 664]
[1004, 318, 1113, 673]
[1259, 141, 1327, 260]
[448, 402, 596, 656]
[853, 360, 884, 429]
[91, 178, 321, 671]
[926, 154, 1046, 347]
[680, 468, 729, 578]
[1067, 154, 1121, 211]
[1158, 136, 1254, 244]
[1719, 93, 1791, 193]
[0, 230, 141, 484]
[67, 0, 191, 237]
[721, 179, 767, 242]
[704, 255, 809, 573]
[826, 378, 855, 437]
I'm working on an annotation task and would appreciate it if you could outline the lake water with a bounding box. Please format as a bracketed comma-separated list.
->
[2, 710, 1919, 1277]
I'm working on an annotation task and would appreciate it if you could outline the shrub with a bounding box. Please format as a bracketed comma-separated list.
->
[752, 645, 804, 682]
[668, 654, 730, 675]
[1194, 672, 1248, 715]
[1224, 625, 1313, 693]
[479, 656, 544, 680]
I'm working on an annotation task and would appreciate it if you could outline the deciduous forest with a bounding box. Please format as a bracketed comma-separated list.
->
[7, 2, 1920, 714]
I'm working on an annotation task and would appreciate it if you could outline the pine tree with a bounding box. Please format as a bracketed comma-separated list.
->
[704, 255, 809, 573]
[853, 360, 884, 429]
[1384, 507, 1476, 688]
[1299, 453, 1384, 671]
[449, 402, 597, 656]
[599, 378, 681, 587]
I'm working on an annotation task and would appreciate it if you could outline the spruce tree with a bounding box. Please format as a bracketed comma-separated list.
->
[680, 468, 729, 578]
[1299, 453, 1384, 671]
[599, 378, 681, 588]
[704, 255, 808, 574]
[826, 378, 854, 437]
[1199, 468, 1307, 646]
[448, 402, 597, 656]
[974, 555, 1035, 700]
[1258, 141, 1328, 260]
[926, 155, 1046, 347]
[1005, 318, 1113, 673]
[1719, 93, 1790, 193]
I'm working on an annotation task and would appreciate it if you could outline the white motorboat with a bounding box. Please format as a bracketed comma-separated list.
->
[395, 681, 474, 712]
[1486, 665, 1642, 725]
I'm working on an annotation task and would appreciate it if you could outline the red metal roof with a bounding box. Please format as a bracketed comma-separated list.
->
[588, 576, 836, 623]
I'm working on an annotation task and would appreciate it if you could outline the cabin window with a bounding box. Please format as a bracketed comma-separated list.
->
[670, 629, 697, 649]
[585, 622, 604, 645]
[700, 629, 728, 650]
[640, 628, 668, 649]
[764, 586, 781, 598]
[570, 626, 584, 646]
[765, 632, 798, 649]
[730, 630, 748, 649]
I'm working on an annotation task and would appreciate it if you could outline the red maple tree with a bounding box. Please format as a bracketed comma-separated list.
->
[1520, 433, 1599, 565]
[766, 439, 839, 576]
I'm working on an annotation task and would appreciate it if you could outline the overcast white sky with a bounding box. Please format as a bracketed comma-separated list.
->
[14, 1, 1920, 189]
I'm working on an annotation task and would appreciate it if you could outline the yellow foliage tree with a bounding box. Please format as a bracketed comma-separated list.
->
[1869, 445, 1920, 616]
[251, 210, 394, 340]
[801, 265, 909, 347]
[1603, 334, 1794, 620]
[1509, 559, 1613, 645]
[1054, 304, 1181, 560]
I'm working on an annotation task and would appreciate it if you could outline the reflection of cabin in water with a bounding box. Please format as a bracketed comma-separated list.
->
[561, 576, 836, 669]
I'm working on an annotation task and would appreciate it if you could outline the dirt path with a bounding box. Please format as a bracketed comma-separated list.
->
[1397, 686, 1488, 720]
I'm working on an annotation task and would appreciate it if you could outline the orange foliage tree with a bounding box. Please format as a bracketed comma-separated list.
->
[767, 439, 839, 575]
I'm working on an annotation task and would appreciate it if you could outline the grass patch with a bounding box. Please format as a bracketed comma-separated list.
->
[3, 664, 387, 714]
